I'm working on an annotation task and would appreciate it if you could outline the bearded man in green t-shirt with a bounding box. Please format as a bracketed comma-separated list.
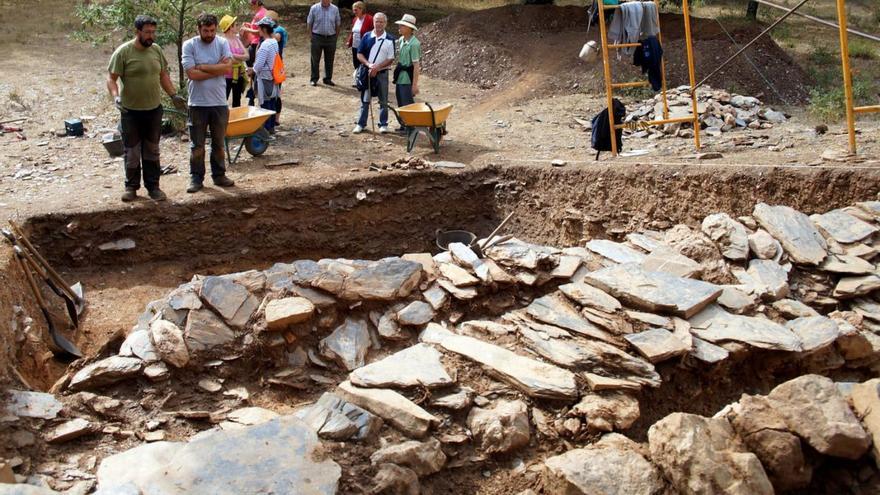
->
[107, 15, 186, 202]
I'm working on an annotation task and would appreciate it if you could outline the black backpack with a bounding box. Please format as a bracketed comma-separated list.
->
[590, 98, 626, 159]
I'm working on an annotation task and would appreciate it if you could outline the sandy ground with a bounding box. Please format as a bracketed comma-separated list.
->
[1, 1, 878, 223]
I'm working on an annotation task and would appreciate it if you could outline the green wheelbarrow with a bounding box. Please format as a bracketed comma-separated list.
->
[390, 102, 453, 154]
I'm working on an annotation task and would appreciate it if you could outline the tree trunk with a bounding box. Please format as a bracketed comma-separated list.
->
[746, 1, 759, 20]
[177, 0, 187, 90]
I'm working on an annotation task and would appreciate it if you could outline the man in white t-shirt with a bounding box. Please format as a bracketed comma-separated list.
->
[353, 13, 395, 134]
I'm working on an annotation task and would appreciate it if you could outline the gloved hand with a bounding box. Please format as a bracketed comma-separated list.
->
[114, 96, 126, 113]
[171, 94, 187, 111]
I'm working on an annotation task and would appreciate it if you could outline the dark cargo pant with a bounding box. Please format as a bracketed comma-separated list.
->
[188, 106, 228, 184]
[120, 106, 163, 191]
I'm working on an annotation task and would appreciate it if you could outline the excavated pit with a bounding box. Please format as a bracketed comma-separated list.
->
[3, 163, 880, 493]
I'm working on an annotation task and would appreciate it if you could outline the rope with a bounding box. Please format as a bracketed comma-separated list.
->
[713, 18, 791, 105]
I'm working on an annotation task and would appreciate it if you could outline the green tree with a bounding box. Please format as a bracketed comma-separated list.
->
[75, 0, 249, 89]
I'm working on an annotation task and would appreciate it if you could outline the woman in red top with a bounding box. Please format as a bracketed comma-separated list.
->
[240, 0, 268, 64]
[346, 1, 373, 71]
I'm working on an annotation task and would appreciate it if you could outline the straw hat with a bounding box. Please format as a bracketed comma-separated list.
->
[395, 14, 418, 31]
[219, 15, 237, 33]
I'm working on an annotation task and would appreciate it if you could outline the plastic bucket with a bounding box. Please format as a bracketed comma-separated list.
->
[102, 138, 124, 157]
[436, 230, 476, 251]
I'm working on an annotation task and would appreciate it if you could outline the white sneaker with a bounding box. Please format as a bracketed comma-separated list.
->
[352, 125, 365, 134]
[379, 126, 389, 134]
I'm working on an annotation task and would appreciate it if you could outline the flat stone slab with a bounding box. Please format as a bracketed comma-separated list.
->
[5, 390, 63, 419]
[337, 381, 438, 438]
[119, 330, 159, 362]
[339, 258, 422, 301]
[350, 344, 453, 389]
[527, 293, 620, 345]
[396, 301, 435, 326]
[185, 308, 236, 352]
[45, 418, 95, 443]
[295, 392, 382, 441]
[96, 415, 341, 494]
[786, 316, 841, 352]
[199, 276, 259, 329]
[558, 282, 621, 313]
[833, 274, 880, 298]
[640, 249, 701, 278]
[811, 209, 878, 244]
[820, 254, 875, 275]
[624, 328, 690, 363]
[584, 263, 722, 318]
[422, 324, 578, 400]
[753, 203, 827, 265]
[438, 262, 480, 287]
[484, 237, 558, 270]
[265, 297, 315, 330]
[771, 299, 819, 319]
[690, 337, 730, 364]
[689, 304, 802, 352]
[512, 321, 660, 388]
[68, 356, 144, 391]
[585, 240, 647, 264]
[584, 373, 642, 392]
[320, 318, 371, 371]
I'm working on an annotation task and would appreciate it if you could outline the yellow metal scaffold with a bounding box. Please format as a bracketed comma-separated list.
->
[835, 0, 880, 154]
[596, 0, 701, 157]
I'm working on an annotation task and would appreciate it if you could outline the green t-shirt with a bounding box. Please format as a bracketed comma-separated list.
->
[108, 40, 169, 111]
[396, 36, 421, 86]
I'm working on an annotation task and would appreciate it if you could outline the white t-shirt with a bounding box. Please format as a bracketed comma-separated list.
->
[365, 31, 395, 67]
[353, 17, 364, 48]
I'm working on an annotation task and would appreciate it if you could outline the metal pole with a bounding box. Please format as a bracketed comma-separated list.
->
[597, 3, 618, 156]
[836, 0, 857, 154]
[654, 0, 669, 120]
[682, 0, 701, 149]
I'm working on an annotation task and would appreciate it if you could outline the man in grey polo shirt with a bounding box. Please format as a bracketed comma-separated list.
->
[182, 13, 234, 193]
[307, 0, 341, 86]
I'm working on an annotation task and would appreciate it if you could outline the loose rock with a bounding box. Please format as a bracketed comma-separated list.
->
[467, 400, 531, 454]
[370, 437, 447, 476]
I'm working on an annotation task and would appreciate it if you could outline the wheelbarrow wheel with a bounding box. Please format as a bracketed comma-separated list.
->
[245, 135, 269, 156]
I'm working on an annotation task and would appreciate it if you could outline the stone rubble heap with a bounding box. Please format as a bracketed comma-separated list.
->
[624, 86, 789, 139]
[7, 199, 880, 493]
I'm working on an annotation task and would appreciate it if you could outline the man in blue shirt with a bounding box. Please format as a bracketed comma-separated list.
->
[182, 13, 234, 193]
[353, 13, 395, 134]
[306, 0, 341, 86]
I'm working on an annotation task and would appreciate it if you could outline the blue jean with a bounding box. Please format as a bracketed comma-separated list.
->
[357, 71, 388, 128]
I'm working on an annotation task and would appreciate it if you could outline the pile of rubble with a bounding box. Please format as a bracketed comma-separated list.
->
[624, 86, 789, 139]
[6, 199, 880, 493]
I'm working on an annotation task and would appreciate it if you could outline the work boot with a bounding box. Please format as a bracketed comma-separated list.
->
[121, 188, 137, 202]
[147, 188, 167, 201]
[186, 181, 203, 193]
[213, 176, 235, 188]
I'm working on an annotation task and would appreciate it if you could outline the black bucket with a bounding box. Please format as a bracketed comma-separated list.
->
[436, 229, 476, 251]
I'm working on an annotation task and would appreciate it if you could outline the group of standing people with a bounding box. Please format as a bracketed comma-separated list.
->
[106, 1, 423, 203]
[348, 3, 421, 134]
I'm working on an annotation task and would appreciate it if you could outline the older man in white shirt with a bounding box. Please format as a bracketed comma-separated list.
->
[353, 12, 395, 134]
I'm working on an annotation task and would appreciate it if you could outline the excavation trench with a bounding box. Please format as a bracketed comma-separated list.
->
[3, 163, 880, 492]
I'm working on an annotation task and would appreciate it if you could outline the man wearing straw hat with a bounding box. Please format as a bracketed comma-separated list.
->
[352, 12, 395, 134]
[393, 14, 421, 132]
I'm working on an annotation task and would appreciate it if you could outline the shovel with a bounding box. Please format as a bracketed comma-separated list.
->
[6, 222, 85, 324]
[13, 246, 82, 360]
